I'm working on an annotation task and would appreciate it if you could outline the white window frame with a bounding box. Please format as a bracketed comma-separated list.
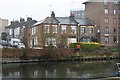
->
[105, 27, 109, 34]
[32, 27, 36, 35]
[45, 38, 56, 46]
[88, 27, 93, 33]
[61, 25, 66, 34]
[52, 25, 57, 33]
[104, 0, 108, 5]
[105, 37, 109, 43]
[81, 27, 85, 33]
[71, 26, 76, 34]
[44, 25, 50, 33]
[113, 18, 117, 25]
[105, 9, 108, 14]
[34, 37, 38, 45]
[113, 9, 116, 15]
[104, 18, 108, 23]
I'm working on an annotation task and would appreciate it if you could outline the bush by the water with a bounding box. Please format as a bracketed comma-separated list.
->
[69, 42, 100, 52]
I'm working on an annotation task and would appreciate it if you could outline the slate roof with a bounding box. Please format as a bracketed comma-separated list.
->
[42, 17, 59, 24]
[33, 17, 94, 26]
[8, 19, 37, 29]
[24, 20, 37, 27]
[75, 18, 94, 26]
[56, 17, 78, 25]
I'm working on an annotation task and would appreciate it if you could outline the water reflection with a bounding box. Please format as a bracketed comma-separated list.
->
[2, 61, 118, 78]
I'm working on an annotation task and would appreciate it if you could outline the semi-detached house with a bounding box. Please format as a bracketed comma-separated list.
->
[31, 12, 95, 48]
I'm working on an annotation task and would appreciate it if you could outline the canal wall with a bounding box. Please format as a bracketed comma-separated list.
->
[2, 55, 120, 64]
[1, 48, 120, 64]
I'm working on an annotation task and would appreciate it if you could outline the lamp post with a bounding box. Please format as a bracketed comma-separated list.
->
[32, 26, 34, 48]
[97, 29, 100, 42]
[77, 24, 80, 42]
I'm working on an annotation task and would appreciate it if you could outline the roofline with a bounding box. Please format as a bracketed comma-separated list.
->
[79, 25, 94, 26]
[83, 0, 91, 4]
[32, 17, 95, 27]
[32, 23, 60, 27]
[32, 23, 94, 27]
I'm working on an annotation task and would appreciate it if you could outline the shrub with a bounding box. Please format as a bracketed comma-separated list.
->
[69, 42, 100, 52]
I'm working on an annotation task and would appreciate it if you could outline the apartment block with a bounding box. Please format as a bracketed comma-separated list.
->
[70, 9, 85, 18]
[84, 0, 120, 46]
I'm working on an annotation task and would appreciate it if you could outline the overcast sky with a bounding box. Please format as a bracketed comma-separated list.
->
[0, 0, 87, 22]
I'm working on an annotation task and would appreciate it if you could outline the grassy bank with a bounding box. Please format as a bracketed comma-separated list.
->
[1, 46, 120, 61]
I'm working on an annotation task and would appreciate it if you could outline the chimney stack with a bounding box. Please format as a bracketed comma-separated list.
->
[51, 11, 55, 18]
[20, 18, 25, 23]
[69, 11, 75, 21]
[27, 17, 32, 21]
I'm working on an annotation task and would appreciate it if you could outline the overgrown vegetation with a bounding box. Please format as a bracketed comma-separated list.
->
[1, 32, 8, 40]
[69, 42, 100, 52]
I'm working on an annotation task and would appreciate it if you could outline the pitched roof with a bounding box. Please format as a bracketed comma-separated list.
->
[56, 17, 78, 25]
[24, 20, 37, 27]
[33, 16, 94, 27]
[75, 18, 94, 26]
[8, 19, 37, 29]
[83, 0, 91, 4]
[42, 17, 59, 24]
[32, 20, 43, 27]
[8, 21, 21, 29]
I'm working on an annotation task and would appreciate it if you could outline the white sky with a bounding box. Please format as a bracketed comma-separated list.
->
[0, 0, 87, 22]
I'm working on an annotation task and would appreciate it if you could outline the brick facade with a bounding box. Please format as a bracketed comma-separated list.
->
[84, 1, 120, 46]
[31, 12, 95, 48]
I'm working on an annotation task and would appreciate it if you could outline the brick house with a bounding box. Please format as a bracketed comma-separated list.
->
[31, 12, 95, 48]
[6, 17, 37, 47]
[83, 0, 120, 46]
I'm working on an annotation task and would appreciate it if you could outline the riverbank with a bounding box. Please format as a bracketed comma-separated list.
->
[2, 56, 120, 64]
[1, 48, 120, 64]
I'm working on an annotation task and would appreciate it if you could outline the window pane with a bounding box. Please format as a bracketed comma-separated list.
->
[105, 9, 108, 14]
[104, 0, 108, 5]
[52, 25, 57, 33]
[113, 18, 116, 25]
[44, 25, 50, 33]
[81, 27, 85, 33]
[105, 27, 109, 34]
[71, 26, 76, 34]
[61, 25, 66, 34]
[113, 9, 116, 15]
[88, 27, 93, 33]
[104, 18, 108, 23]
[105, 37, 109, 43]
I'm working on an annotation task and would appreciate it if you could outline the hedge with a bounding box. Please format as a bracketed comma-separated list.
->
[69, 42, 100, 52]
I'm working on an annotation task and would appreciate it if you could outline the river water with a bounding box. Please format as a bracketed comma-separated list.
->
[2, 61, 120, 79]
